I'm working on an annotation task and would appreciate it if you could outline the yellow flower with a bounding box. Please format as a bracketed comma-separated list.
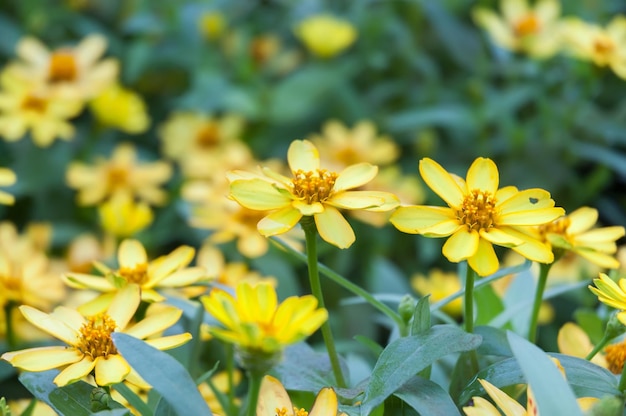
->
[589, 273, 626, 325]
[198, 370, 242, 414]
[537, 206, 625, 269]
[294, 15, 357, 59]
[228, 139, 399, 249]
[201, 282, 327, 353]
[604, 339, 626, 375]
[66, 142, 172, 206]
[197, 243, 277, 288]
[0, 167, 16, 205]
[89, 83, 150, 134]
[412, 269, 462, 317]
[557, 322, 607, 368]
[65, 233, 116, 274]
[257, 375, 344, 416]
[7, 33, 119, 100]
[9, 399, 56, 416]
[98, 193, 154, 238]
[472, 0, 563, 58]
[63, 238, 207, 309]
[561, 16, 626, 80]
[0, 70, 83, 147]
[1, 284, 191, 387]
[390, 157, 564, 276]
[198, 11, 227, 41]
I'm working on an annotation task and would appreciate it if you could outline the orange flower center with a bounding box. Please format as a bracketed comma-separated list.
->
[457, 190, 497, 231]
[77, 313, 118, 359]
[335, 147, 361, 166]
[195, 122, 221, 149]
[594, 36, 615, 57]
[274, 408, 308, 416]
[605, 341, 626, 374]
[21, 95, 48, 113]
[107, 166, 129, 190]
[513, 14, 540, 37]
[292, 169, 338, 204]
[118, 263, 149, 285]
[0, 270, 22, 302]
[537, 216, 570, 241]
[48, 51, 78, 83]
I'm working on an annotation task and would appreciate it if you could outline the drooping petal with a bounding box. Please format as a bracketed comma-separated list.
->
[288, 139, 320, 173]
[230, 179, 292, 210]
[257, 206, 302, 236]
[390, 206, 457, 235]
[310, 387, 339, 416]
[54, 357, 96, 387]
[466, 157, 499, 195]
[19, 305, 78, 345]
[94, 354, 131, 386]
[326, 191, 384, 210]
[333, 163, 378, 192]
[124, 306, 183, 339]
[419, 158, 464, 208]
[468, 239, 499, 277]
[256, 375, 294, 416]
[106, 284, 141, 331]
[314, 207, 355, 249]
[442, 229, 479, 262]
[118, 239, 148, 269]
[2, 346, 83, 371]
[144, 333, 193, 350]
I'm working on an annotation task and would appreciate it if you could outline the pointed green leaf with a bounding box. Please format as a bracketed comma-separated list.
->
[475, 325, 512, 357]
[411, 295, 431, 336]
[394, 376, 461, 416]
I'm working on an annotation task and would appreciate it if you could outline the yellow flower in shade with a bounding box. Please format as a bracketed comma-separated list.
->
[589, 273, 626, 325]
[604, 339, 626, 375]
[0, 167, 16, 205]
[198, 370, 242, 414]
[65, 233, 116, 274]
[66, 142, 172, 206]
[201, 282, 328, 353]
[198, 11, 227, 41]
[537, 206, 625, 269]
[7, 33, 119, 100]
[89, 83, 150, 134]
[63, 238, 207, 310]
[9, 399, 56, 416]
[1, 284, 191, 387]
[294, 15, 357, 59]
[412, 269, 462, 317]
[557, 322, 607, 368]
[472, 0, 563, 58]
[257, 375, 345, 416]
[98, 193, 154, 238]
[390, 157, 564, 276]
[228, 139, 400, 249]
[561, 16, 626, 80]
[0, 70, 83, 147]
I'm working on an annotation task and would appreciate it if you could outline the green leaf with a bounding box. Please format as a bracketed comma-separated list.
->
[353, 335, 384, 357]
[574, 309, 605, 345]
[386, 105, 476, 133]
[273, 343, 343, 393]
[474, 284, 504, 326]
[393, 376, 461, 416]
[112, 382, 153, 416]
[410, 295, 431, 336]
[111, 333, 212, 416]
[507, 331, 583, 416]
[360, 325, 482, 415]
[475, 325, 512, 357]
[153, 399, 176, 416]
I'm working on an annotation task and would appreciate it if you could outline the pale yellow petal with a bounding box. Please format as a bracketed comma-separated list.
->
[576, 227, 625, 245]
[2, 346, 83, 371]
[54, 357, 96, 387]
[94, 354, 131, 386]
[257, 206, 302, 236]
[499, 207, 564, 226]
[314, 206, 355, 249]
[419, 158, 464, 208]
[557, 323, 592, 359]
[473, 8, 515, 50]
[326, 191, 384, 210]
[230, 179, 292, 210]
[288, 139, 319, 173]
[257, 375, 294, 416]
[497, 189, 554, 214]
[62, 273, 116, 292]
[566, 207, 597, 234]
[463, 396, 502, 416]
[442, 229, 479, 262]
[479, 227, 523, 247]
[124, 306, 183, 339]
[19, 305, 78, 345]
[390, 206, 457, 235]
[75, 34, 107, 67]
[576, 249, 621, 269]
[466, 158, 499, 194]
[333, 163, 378, 192]
[360, 191, 400, 212]
[106, 284, 141, 331]
[468, 239, 499, 277]
[156, 267, 207, 287]
[478, 379, 526, 416]
[144, 333, 192, 350]
[118, 239, 148, 268]
[293, 200, 324, 215]
[310, 387, 338, 416]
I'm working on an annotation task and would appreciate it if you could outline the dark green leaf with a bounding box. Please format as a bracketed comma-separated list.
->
[475, 325, 512, 357]
[394, 376, 461, 416]
[410, 295, 431, 336]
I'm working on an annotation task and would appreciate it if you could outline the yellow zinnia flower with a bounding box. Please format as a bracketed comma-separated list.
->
[412, 269, 462, 317]
[98, 193, 154, 238]
[294, 15, 357, 59]
[1, 284, 191, 387]
[0, 168, 16, 205]
[63, 238, 207, 309]
[89, 83, 150, 134]
[589, 273, 626, 325]
[390, 157, 564, 276]
[228, 139, 399, 249]
[473, 0, 563, 58]
[256, 375, 345, 416]
[66, 142, 172, 206]
[201, 282, 327, 353]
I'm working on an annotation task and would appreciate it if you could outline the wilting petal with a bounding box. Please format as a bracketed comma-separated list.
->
[144, 333, 193, 350]
[468, 239, 499, 277]
[326, 191, 384, 210]
[257, 375, 293, 416]
[54, 357, 96, 386]
[94, 354, 131, 386]
[19, 305, 78, 345]
[125, 306, 183, 339]
[466, 158, 499, 195]
[310, 387, 339, 416]
[106, 284, 141, 331]
[288, 140, 320, 172]
[2, 346, 82, 371]
[442, 229, 479, 262]
[333, 163, 378, 192]
[390, 206, 457, 235]
[230, 179, 292, 210]
[419, 158, 464, 208]
[257, 207, 302, 236]
[118, 239, 148, 269]
[314, 207, 355, 249]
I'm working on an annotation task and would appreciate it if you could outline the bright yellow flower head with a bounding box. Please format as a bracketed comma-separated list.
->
[66, 142, 172, 206]
[7, 33, 119, 100]
[198, 11, 227, 41]
[1, 284, 191, 387]
[412, 269, 462, 317]
[294, 15, 357, 59]
[473, 0, 563, 58]
[98, 193, 154, 238]
[390, 157, 565, 276]
[257, 375, 345, 416]
[589, 273, 626, 325]
[561, 16, 626, 80]
[0, 70, 83, 147]
[63, 238, 207, 309]
[228, 139, 400, 249]
[537, 206, 625, 269]
[201, 282, 328, 353]
[89, 83, 150, 134]
[0, 168, 16, 205]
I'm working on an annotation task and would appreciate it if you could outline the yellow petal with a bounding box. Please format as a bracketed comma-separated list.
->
[310, 387, 338, 416]
[390, 206, 457, 235]
[466, 158, 499, 194]
[147, 245, 196, 285]
[557, 322, 593, 359]
[293, 200, 324, 215]
[333, 163, 378, 192]
[419, 158, 464, 208]
[468, 239, 499, 277]
[314, 206, 355, 249]
[144, 333, 192, 350]
[288, 139, 320, 173]
[463, 396, 502, 416]
[478, 379, 526, 416]
[156, 267, 207, 287]
[106, 284, 141, 330]
[124, 306, 183, 339]
[504, 227, 555, 263]
[497, 189, 554, 215]
[576, 226, 625, 245]
[566, 207, 598, 234]
[2, 346, 83, 371]
[50, 306, 86, 333]
[257, 375, 294, 416]
[94, 354, 131, 386]
[327, 191, 384, 210]
[54, 357, 96, 387]
[479, 227, 523, 247]
[576, 249, 621, 269]
[257, 206, 302, 236]
[62, 273, 115, 292]
[118, 239, 148, 268]
[19, 305, 78, 345]
[230, 179, 292, 210]
[442, 229, 479, 262]
[499, 207, 564, 226]
[359, 191, 400, 212]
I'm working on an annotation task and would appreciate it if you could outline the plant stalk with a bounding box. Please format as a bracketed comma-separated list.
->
[528, 262, 553, 343]
[464, 266, 477, 333]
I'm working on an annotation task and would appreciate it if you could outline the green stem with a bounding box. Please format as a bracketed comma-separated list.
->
[4, 302, 16, 350]
[528, 262, 553, 343]
[464, 266, 477, 333]
[226, 344, 236, 415]
[619, 358, 626, 393]
[301, 218, 347, 388]
[270, 236, 406, 335]
[245, 371, 263, 416]
[585, 333, 611, 361]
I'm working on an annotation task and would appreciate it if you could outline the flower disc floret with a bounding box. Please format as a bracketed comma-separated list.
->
[292, 169, 338, 204]
[76, 313, 118, 359]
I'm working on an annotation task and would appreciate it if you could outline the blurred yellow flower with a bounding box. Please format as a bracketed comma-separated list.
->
[98, 193, 154, 238]
[1, 284, 191, 387]
[0, 168, 16, 205]
[412, 269, 462, 317]
[561, 16, 626, 80]
[0, 70, 83, 147]
[604, 339, 626, 375]
[7, 33, 119, 100]
[473, 0, 563, 58]
[589, 273, 626, 325]
[228, 139, 399, 249]
[201, 282, 327, 353]
[66, 142, 172, 206]
[198, 11, 227, 41]
[294, 15, 357, 58]
[257, 375, 344, 416]
[198, 370, 242, 414]
[197, 243, 276, 288]
[65, 233, 116, 274]
[390, 157, 564, 276]
[9, 399, 56, 416]
[557, 322, 607, 368]
[89, 83, 150, 134]
[537, 206, 625, 269]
